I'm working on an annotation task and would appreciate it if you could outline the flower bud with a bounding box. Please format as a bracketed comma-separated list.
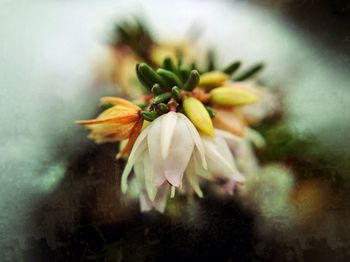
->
[210, 87, 258, 106]
[199, 71, 228, 88]
[183, 97, 215, 137]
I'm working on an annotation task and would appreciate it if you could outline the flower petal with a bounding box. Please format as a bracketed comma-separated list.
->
[215, 128, 242, 150]
[76, 113, 139, 126]
[147, 117, 166, 186]
[121, 127, 150, 193]
[152, 185, 170, 213]
[160, 112, 177, 160]
[163, 115, 194, 187]
[116, 118, 144, 159]
[185, 158, 203, 198]
[203, 137, 245, 183]
[100, 97, 140, 110]
[178, 113, 207, 170]
[144, 152, 158, 201]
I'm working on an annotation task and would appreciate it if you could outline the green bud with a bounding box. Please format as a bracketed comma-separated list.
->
[136, 64, 153, 90]
[233, 63, 264, 81]
[179, 67, 190, 83]
[171, 86, 181, 101]
[141, 110, 159, 121]
[152, 92, 172, 104]
[138, 63, 167, 87]
[156, 103, 169, 114]
[190, 61, 197, 70]
[137, 102, 150, 110]
[163, 57, 178, 73]
[151, 84, 162, 96]
[207, 49, 215, 72]
[157, 68, 183, 88]
[222, 61, 241, 75]
[183, 70, 200, 91]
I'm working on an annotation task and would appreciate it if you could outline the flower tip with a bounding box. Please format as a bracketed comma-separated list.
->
[201, 127, 216, 137]
[199, 71, 228, 88]
[75, 120, 87, 126]
[115, 153, 122, 160]
[210, 87, 258, 106]
[183, 97, 215, 137]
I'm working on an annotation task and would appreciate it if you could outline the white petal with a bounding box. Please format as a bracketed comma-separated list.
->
[128, 125, 151, 163]
[160, 112, 177, 159]
[147, 117, 166, 186]
[215, 128, 242, 151]
[163, 116, 195, 187]
[203, 137, 245, 183]
[139, 184, 169, 213]
[121, 126, 150, 193]
[192, 150, 212, 180]
[139, 193, 152, 212]
[121, 142, 147, 193]
[214, 136, 235, 163]
[178, 113, 207, 170]
[144, 152, 158, 201]
[134, 158, 145, 190]
[153, 184, 170, 213]
[185, 158, 203, 198]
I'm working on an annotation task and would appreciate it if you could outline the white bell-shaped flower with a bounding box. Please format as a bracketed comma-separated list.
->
[121, 112, 207, 202]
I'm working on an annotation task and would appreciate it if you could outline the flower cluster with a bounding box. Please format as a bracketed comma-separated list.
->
[78, 56, 279, 212]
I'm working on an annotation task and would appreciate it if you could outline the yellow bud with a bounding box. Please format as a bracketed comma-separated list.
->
[183, 97, 215, 137]
[199, 71, 228, 88]
[210, 87, 258, 106]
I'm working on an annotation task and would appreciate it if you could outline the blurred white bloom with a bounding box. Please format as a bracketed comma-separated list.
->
[216, 129, 259, 176]
[212, 129, 258, 194]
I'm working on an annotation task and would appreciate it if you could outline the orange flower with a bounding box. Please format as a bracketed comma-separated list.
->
[76, 97, 143, 158]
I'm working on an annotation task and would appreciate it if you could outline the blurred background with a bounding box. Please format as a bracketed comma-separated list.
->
[0, 0, 349, 261]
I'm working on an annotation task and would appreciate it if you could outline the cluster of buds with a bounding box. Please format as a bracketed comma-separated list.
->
[78, 56, 279, 212]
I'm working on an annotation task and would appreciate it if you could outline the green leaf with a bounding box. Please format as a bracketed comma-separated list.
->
[207, 49, 216, 72]
[205, 106, 216, 118]
[136, 64, 153, 90]
[163, 57, 178, 73]
[138, 63, 167, 87]
[141, 110, 159, 121]
[137, 102, 150, 110]
[171, 86, 181, 101]
[151, 84, 162, 96]
[179, 67, 191, 83]
[222, 61, 241, 75]
[157, 68, 183, 88]
[183, 70, 200, 91]
[156, 103, 169, 114]
[152, 92, 172, 104]
[233, 63, 264, 81]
